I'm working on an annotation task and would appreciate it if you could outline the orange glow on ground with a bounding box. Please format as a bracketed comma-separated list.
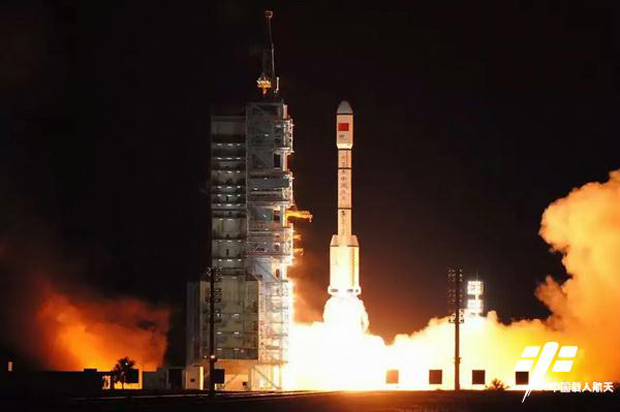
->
[36, 286, 170, 372]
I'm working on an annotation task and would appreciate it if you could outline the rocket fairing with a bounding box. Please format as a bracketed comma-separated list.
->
[329, 100, 361, 297]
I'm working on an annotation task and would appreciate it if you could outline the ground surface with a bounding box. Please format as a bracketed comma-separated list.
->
[4, 390, 618, 411]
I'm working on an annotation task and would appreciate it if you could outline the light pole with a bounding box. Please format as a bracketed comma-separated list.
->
[207, 266, 221, 399]
[448, 267, 464, 391]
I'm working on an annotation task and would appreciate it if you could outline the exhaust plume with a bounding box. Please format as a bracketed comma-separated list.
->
[289, 170, 620, 389]
[36, 282, 170, 371]
[0, 226, 170, 372]
[535, 169, 620, 380]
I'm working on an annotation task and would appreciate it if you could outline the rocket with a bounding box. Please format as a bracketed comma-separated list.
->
[329, 101, 361, 297]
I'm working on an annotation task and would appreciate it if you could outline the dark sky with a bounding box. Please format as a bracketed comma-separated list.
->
[0, 1, 617, 365]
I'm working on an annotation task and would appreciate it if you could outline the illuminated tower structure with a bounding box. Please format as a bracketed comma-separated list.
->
[186, 10, 308, 391]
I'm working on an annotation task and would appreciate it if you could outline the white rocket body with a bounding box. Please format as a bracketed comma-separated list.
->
[329, 101, 360, 297]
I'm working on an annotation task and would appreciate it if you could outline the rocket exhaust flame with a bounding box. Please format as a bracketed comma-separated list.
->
[289, 113, 620, 390]
[323, 296, 369, 334]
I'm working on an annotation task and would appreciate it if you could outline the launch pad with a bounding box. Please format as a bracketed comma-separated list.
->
[11, 389, 617, 412]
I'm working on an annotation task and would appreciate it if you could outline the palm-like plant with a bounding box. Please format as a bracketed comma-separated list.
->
[112, 356, 136, 389]
[486, 378, 508, 391]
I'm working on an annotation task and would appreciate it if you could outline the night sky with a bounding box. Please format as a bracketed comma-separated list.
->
[1, 1, 617, 366]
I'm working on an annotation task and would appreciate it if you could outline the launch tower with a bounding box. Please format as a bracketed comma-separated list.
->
[186, 10, 309, 391]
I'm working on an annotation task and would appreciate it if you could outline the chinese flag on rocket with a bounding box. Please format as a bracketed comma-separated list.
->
[338, 123, 349, 131]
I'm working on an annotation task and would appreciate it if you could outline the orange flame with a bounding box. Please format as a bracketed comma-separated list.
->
[288, 170, 620, 390]
[35, 284, 170, 372]
[285, 210, 313, 223]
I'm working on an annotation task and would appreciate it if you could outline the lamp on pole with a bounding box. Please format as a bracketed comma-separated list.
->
[206, 266, 222, 399]
[448, 267, 464, 391]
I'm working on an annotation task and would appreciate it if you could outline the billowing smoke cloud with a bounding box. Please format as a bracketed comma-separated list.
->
[535, 169, 620, 380]
[289, 170, 620, 389]
[35, 282, 169, 371]
[0, 222, 170, 372]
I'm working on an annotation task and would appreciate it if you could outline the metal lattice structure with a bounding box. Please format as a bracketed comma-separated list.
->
[246, 101, 294, 388]
[186, 10, 304, 392]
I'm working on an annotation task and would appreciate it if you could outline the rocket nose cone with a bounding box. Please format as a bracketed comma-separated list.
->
[337, 100, 353, 115]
